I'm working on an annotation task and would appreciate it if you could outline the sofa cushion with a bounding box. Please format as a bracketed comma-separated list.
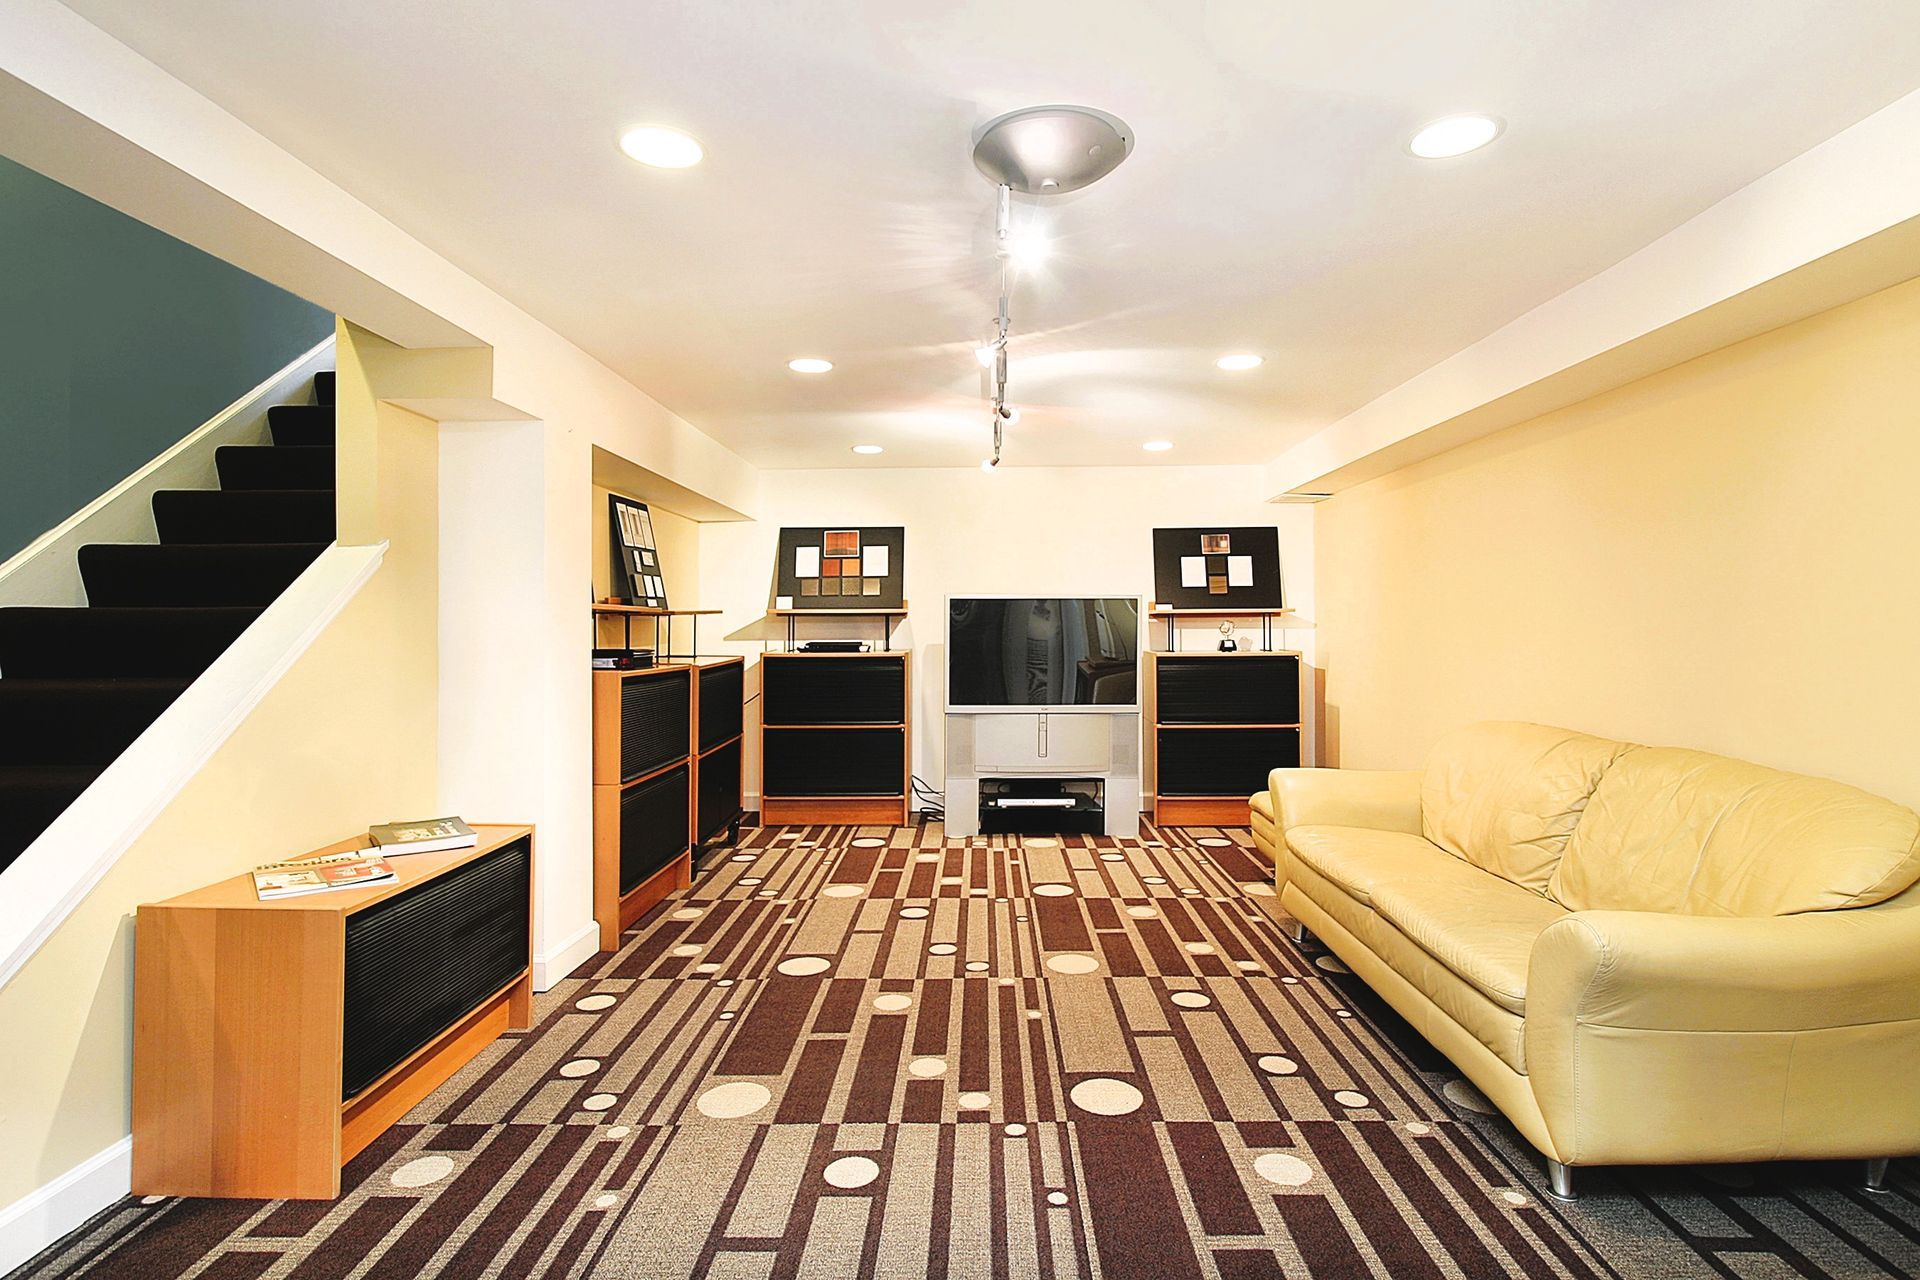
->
[1550, 747, 1920, 916]
[1283, 825, 1453, 907]
[1367, 869, 1567, 1017]
[1279, 842, 1538, 1072]
[1422, 721, 1629, 892]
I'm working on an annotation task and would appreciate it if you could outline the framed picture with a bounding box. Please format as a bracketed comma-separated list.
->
[608, 494, 668, 608]
[1151, 526, 1283, 609]
[775, 526, 905, 609]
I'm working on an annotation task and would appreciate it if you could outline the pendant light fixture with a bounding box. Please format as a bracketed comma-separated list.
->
[969, 106, 1132, 467]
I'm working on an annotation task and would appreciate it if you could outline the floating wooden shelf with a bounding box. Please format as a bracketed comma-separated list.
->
[593, 604, 722, 616]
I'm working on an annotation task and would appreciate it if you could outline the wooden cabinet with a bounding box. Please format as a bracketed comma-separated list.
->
[693, 657, 745, 845]
[592, 665, 693, 951]
[1145, 651, 1302, 826]
[131, 825, 534, 1200]
[759, 652, 910, 825]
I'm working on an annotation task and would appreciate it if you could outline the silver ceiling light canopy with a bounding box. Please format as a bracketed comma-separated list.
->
[972, 106, 1132, 468]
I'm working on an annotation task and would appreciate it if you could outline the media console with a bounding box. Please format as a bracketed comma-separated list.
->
[944, 709, 1141, 837]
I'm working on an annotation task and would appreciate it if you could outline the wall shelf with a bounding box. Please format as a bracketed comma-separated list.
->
[766, 602, 909, 651]
[593, 604, 722, 657]
[1146, 603, 1312, 652]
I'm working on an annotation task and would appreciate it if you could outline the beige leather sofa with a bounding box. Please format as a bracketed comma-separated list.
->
[1268, 721, 1920, 1199]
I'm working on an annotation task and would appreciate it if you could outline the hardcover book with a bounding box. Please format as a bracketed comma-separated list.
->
[368, 815, 479, 855]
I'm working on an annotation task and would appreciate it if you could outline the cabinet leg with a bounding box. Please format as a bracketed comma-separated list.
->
[1865, 1157, 1891, 1193]
[1546, 1160, 1578, 1201]
[1287, 921, 1314, 945]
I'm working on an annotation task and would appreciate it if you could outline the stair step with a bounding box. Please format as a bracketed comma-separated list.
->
[215, 445, 334, 491]
[0, 606, 261, 678]
[267, 404, 336, 447]
[79, 542, 326, 608]
[152, 489, 335, 545]
[0, 765, 98, 872]
[0, 677, 189, 765]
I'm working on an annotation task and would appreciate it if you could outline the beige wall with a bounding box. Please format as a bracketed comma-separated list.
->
[697, 463, 1316, 801]
[1314, 276, 1920, 810]
[0, 320, 440, 1207]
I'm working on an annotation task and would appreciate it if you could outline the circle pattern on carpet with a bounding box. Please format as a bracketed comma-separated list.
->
[872, 994, 912, 1012]
[1069, 1078, 1144, 1116]
[390, 1156, 454, 1188]
[1170, 991, 1212, 1009]
[776, 956, 832, 976]
[582, 1094, 618, 1112]
[1256, 1055, 1298, 1075]
[907, 1057, 948, 1078]
[1444, 1078, 1496, 1114]
[696, 1082, 772, 1119]
[818, 884, 863, 898]
[575, 994, 617, 1012]
[1253, 1153, 1314, 1187]
[559, 1059, 600, 1078]
[823, 1156, 880, 1188]
[1045, 954, 1100, 975]
[1033, 883, 1075, 897]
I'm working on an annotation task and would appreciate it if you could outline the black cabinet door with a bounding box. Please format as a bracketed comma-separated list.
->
[1157, 728, 1300, 796]
[763, 727, 904, 796]
[621, 764, 690, 891]
[620, 670, 691, 780]
[762, 657, 904, 726]
[1156, 656, 1299, 724]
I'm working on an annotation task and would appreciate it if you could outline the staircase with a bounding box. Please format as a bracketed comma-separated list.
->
[0, 372, 337, 872]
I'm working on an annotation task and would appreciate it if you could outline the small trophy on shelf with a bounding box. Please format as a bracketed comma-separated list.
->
[1217, 620, 1238, 652]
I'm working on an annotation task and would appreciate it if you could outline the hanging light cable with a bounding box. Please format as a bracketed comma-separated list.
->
[969, 106, 1132, 468]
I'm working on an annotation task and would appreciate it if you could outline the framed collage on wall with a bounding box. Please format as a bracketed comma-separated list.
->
[772, 526, 905, 609]
[609, 495, 669, 608]
[1150, 526, 1283, 609]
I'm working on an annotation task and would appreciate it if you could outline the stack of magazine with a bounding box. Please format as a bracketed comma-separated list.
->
[250, 817, 479, 900]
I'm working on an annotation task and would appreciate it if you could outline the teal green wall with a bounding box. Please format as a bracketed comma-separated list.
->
[0, 155, 334, 560]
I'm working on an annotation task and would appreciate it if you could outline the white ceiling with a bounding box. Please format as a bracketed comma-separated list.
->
[62, 0, 1920, 470]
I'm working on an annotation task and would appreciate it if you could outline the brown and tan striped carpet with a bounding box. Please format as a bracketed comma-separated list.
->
[14, 822, 1919, 1279]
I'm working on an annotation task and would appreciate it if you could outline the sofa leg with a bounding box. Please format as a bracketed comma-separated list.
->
[1864, 1157, 1891, 1193]
[1287, 921, 1313, 945]
[1546, 1159, 1578, 1201]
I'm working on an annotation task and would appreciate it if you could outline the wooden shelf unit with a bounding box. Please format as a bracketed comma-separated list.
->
[592, 664, 694, 951]
[592, 603, 723, 657]
[1145, 603, 1307, 652]
[1145, 650, 1303, 826]
[132, 825, 535, 1200]
[759, 650, 911, 825]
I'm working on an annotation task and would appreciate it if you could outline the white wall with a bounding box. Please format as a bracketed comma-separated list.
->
[697, 463, 1314, 808]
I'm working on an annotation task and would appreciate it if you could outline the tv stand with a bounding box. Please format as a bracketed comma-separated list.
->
[944, 709, 1140, 838]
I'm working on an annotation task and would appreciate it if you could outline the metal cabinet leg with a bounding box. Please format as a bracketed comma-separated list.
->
[1865, 1158, 1891, 1192]
[1287, 921, 1313, 945]
[1546, 1160, 1578, 1201]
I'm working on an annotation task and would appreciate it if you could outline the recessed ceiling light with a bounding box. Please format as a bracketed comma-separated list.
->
[851, 444, 883, 455]
[619, 125, 704, 169]
[787, 358, 833, 374]
[1408, 114, 1503, 159]
[1142, 440, 1173, 452]
[1215, 353, 1263, 372]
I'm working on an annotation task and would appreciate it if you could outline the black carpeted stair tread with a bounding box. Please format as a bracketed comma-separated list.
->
[0, 677, 189, 765]
[0, 765, 97, 869]
[152, 489, 336, 545]
[267, 404, 336, 448]
[0, 606, 262, 677]
[80, 543, 327, 607]
[313, 370, 334, 405]
[215, 445, 335, 491]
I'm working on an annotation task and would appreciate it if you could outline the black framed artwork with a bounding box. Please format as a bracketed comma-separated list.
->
[1150, 526, 1283, 609]
[773, 526, 905, 609]
[609, 495, 668, 608]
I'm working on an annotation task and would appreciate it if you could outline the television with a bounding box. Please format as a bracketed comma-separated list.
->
[945, 596, 1141, 712]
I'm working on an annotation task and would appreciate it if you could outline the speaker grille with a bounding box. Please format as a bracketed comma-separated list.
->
[763, 657, 904, 725]
[341, 839, 530, 1100]
[621, 764, 689, 892]
[1157, 728, 1300, 796]
[1157, 656, 1299, 724]
[698, 662, 743, 750]
[620, 671, 690, 780]
[697, 738, 742, 840]
[764, 727, 903, 796]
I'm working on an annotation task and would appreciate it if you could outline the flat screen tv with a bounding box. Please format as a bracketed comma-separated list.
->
[946, 596, 1141, 712]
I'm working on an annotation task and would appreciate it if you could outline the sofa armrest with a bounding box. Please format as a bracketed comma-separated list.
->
[1529, 902, 1920, 1034]
[1269, 768, 1422, 836]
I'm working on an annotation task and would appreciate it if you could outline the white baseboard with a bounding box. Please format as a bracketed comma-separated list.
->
[0, 1137, 130, 1276]
[533, 919, 600, 991]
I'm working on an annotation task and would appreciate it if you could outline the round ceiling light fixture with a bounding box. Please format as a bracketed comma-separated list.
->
[619, 125, 704, 169]
[1216, 353, 1264, 371]
[851, 444, 883, 455]
[1408, 114, 1503, 159]
[1142, 440, 1174, 452]
[972, 105, 1133, 194]
[787, 357, 833, 374]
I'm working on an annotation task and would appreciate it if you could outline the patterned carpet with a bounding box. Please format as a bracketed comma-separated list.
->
[13, 822, 1919, 1279]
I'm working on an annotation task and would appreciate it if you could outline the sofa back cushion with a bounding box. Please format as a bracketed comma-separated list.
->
[1549, 747, 1920, 916]
[1421, 722, 1630, 892]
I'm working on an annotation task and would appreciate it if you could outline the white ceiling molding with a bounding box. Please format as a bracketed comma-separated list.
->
[1264, 85, 1920, 499]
